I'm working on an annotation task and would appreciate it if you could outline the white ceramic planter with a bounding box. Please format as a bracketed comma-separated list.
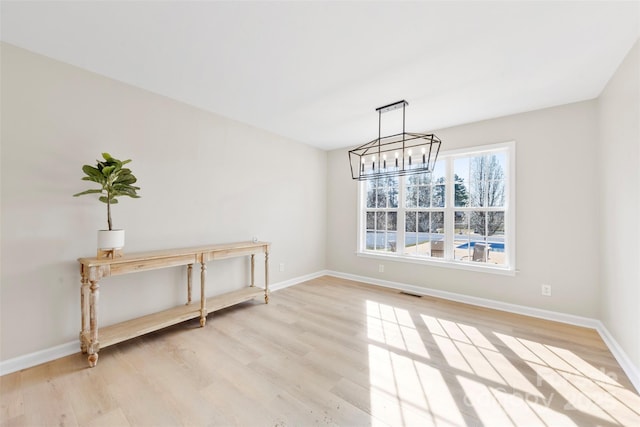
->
[98, 229, 125, 250]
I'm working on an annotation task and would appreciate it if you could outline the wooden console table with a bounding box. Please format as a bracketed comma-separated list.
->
[78, 241, 270, 367]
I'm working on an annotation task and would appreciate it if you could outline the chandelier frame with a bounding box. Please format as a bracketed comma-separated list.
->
[348, 100, 441, 181]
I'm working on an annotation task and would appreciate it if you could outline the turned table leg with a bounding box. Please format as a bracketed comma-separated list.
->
[186, 263, 193, 305]
[264, 250, 269, 304]
[251, 254, 255, 287]
[200, 262, 207, 326]
[87, 280, 100, 367]
[79, 273, 89, 354]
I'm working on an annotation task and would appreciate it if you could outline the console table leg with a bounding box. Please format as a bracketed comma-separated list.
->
[80, 274, 89, 354]
[186, 263, 193, 305]
[264, 250, 269, 304]
[200, 262, 207, 326]
[88, 353, 99, 368]
[251, 254, 255, 287]
[88, 280, 100, 367]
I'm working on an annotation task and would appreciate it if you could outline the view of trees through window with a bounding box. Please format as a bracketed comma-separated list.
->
[362, 146, 511, 268]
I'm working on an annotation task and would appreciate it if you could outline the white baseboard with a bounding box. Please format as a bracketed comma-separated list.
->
[596, 321, 640, 392]
[0, 340, 78, 376]
[269, 270, 329, 292]
[325, 270, 639, 392]
[0, 270, 330, 376]
[326, 270, 599, 327]
[3, 269, 638, 394]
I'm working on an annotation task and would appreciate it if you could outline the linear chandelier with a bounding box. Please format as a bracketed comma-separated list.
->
[348, 100, 441, 181]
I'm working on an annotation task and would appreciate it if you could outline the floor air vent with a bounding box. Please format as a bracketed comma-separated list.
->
[400, 291, 422, 298]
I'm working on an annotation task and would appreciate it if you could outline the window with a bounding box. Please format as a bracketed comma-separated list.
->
[358, 141, 515, 273]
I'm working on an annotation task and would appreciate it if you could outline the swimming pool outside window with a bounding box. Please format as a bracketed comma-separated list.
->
[358, 141, 515, 273]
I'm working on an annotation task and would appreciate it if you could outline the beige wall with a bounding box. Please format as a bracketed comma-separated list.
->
[327, 100, 601, 318]
[0, 43, 327, 361]
[598, 40, 640, 372]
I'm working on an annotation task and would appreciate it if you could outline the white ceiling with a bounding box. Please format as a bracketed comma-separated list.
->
[2, 1, 639, 150]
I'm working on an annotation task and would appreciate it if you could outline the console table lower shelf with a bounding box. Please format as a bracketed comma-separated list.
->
[78, 241, 270, 367]
[80, 287, 265, 350]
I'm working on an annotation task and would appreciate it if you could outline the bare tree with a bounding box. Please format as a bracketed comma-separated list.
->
[470, 155, 505, 236]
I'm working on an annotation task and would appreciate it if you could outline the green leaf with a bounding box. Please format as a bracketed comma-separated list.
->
[73, 189, 103, 197]
[102, 153, 113, 161]
[81, 176, 104, 184]
[115, 188, 140, 197]
[82, 165, 102, 179]
[115, 175, 136, 185]
[101, 165, 115, 176]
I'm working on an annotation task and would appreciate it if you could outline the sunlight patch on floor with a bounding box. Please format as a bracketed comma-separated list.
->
[496, 332, 640, 426]
[368, 344, 465, 427]
[365, 299, 640, 426]
[367, 300, 429, 358]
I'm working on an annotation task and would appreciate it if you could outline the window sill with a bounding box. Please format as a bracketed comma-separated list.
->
[356, 251, 517, 276]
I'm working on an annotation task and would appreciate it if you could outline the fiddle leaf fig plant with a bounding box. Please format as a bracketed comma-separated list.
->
[73, 153, 141, 230]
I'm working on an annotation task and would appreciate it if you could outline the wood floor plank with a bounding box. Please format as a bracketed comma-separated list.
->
[1, 275, 639, 426]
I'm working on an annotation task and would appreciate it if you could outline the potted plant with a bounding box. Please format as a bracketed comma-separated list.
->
[73, 152, 141, 252]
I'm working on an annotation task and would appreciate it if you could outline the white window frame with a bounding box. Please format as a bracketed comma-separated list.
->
[357, 141, 516, 275]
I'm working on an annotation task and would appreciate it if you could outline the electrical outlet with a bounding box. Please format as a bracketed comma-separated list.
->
[379, 264, 384, 273]
[541, 284, 552, 296]
[279, 263, 285, 272]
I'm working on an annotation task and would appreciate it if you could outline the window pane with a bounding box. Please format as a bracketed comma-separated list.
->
[489, 153, 506, 181]
[389, 187, 399, 208]
[470, 211, 486, 235]
[467, 154, 507, 208]
[376, 190, 387, 208]
[454, 211, 471, 260]
[418, 186, 429, 208]
[432, 212, 444, 233]
[487, 211, 504, 236]
[387, 232, 397, 252]
[433, 184, 445, 207]
[469, 181, 483, 207]
[417, 212, 429, 233]
[365, 230, 375, 250]
[432, 160, 445, 183]
[382, 177, 399, 208]
[387, 212, 397, 231]
[417, 235, 430, 256]
[406, 186, 417, 208]
[405, 232, 418, 254]
[366, 212, 375, 230]
[430, 239, 444, 258]
[416, 212, 431, 256]
[487, 180, 505, 207]
[454, 179, 469, 207]
[416, 172, 430, 185]
[486, 212, 506, 266]
[375, 212, 386, 231]
[405, 211, 416, 232]
[427, 212, 445, 258]
[366, 185, 376, 208]
[406, 174, 420, 186]
[470, 211, 489, 263]
[454, 158, 469, 182]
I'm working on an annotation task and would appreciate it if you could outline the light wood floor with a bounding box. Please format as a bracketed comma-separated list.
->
[1, 276, 639, 426]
